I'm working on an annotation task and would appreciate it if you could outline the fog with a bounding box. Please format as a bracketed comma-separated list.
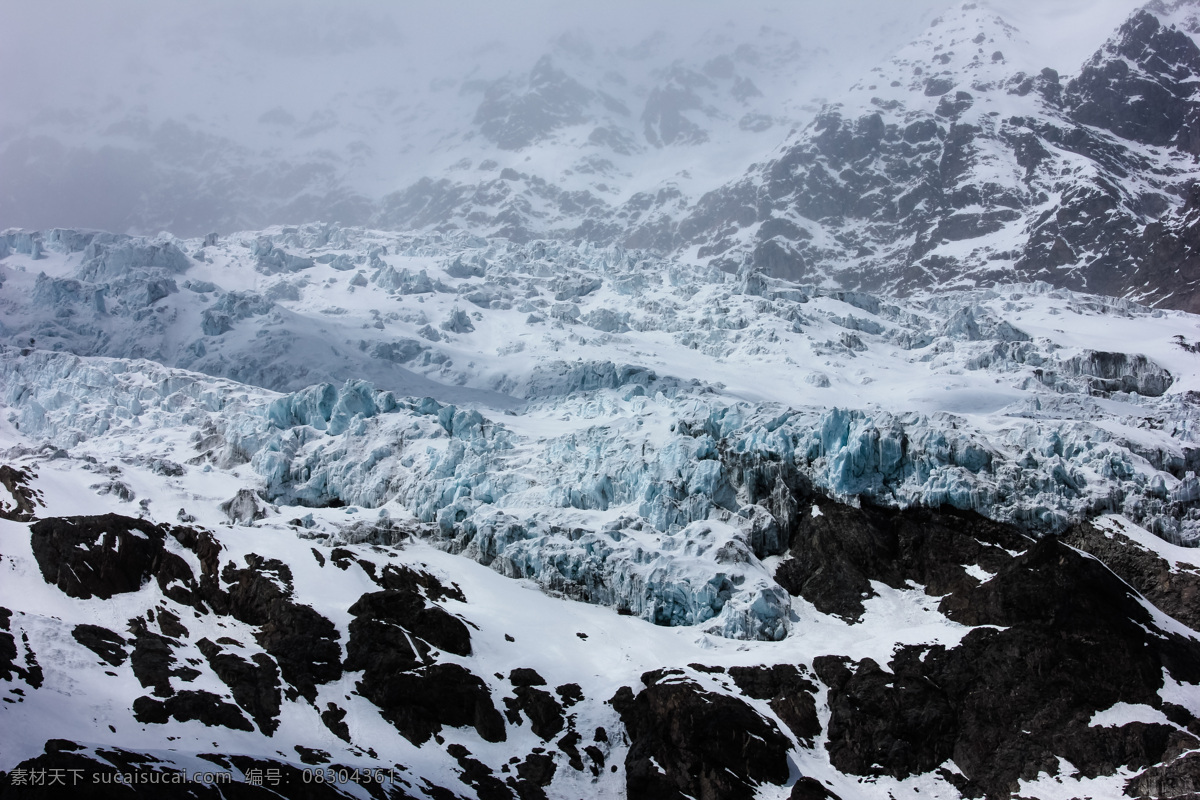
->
[0, 0, 1143, 236]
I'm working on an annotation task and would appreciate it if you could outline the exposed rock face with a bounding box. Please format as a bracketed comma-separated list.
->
[774, 497, 1028, 621]
[196, 638, 282, 734]
[667, 3, 1200, 313]
[29, 515, 175, 600]
[127, 617, 197, 698]
[218, 555, 342, 702]
[814, 532, 1200, 798]
[475, 56, 599, 151]
[71, 624, 128, 667]
[0, 606, 43, 690]
[345, 567, 503, 746]
[347, 590, 471, 658]
[1066, 10, 1200, 151]
[0, 466, 41, 521]
[727, 664, 821, 745]
[1062, 519, 1200, 632]
[364, 663, 506, 746]
[611, 668, 792, 800]
[132, 690, 253, 732]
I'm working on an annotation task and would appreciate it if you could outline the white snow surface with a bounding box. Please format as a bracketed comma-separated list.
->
[3, 224, 1200, 646]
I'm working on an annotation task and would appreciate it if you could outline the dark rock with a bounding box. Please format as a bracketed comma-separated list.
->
[556, 730, 584, 772]
[30, 514, 170, 600]
[555, 683, 583, 707]
[816, 536, 1200, 798]
[196, 638, 282, 734]
[127, 618, 197, 698]
[1062, 520, 1200, 631]
[133, 690, 253, 731]
[611, 671, 791, 800]
[357, 662, 505, 746]
[516, 752, 556, 786]
[0, 606, 43, 689]
[220, 556, 342, 702]
[509, 686, 564, 741]
[509, 667, 546, 687]
[1127, 750, 1200, 798]
[774, 498, 1029, 621]
[584, 745, 605, 769]
[728, 664, 821, 744]
[475, 56, 595, 151]
[321, 703, 352, 743]
[446, 744, 511, 800]
[293, 745, 330, 765]
[0, 465, 41, 521]
[1067, 11, 1200, 150]
[642, 76, 710, 147]
[72, 624, 128, 667]
[348, 590, 471, 657]
[345, 602, 425, 681]
[790, 776, 843, 800]
[155, 609, 188, 639]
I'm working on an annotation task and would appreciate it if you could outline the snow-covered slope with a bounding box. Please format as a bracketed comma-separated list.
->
[8, 2, 1200, 798]
[5, 224, 1200, 549]
[672, 0, 1200, 313]
[3, 220, 1200, 795]
[0, 1, 951, 239]
[3, 347, 1200, 798]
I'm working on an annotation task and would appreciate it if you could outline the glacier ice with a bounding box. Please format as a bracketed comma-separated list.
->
[5, 226, 1200, 641]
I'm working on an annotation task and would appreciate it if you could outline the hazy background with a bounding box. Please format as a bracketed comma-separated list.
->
[0, 0, 1145, 236]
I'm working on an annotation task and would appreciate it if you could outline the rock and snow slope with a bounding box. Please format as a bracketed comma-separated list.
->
[5, 1, 1200, 798]
[12, 1, 1200, 313]
[2, 219, 1200, 797]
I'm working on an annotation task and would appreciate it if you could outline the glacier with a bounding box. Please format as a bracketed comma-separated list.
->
[4, 223, 1200, 641]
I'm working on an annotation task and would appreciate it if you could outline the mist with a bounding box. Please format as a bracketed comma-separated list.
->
[0, 0, 1142, 236]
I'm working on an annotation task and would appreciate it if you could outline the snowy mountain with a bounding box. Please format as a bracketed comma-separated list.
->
[0, 1, 939, 240]
[678, 0, 1200, 313]
[4, 219, 1200, 797]
[13, 0, 1200, 313]
[6, 1, 1200, 799]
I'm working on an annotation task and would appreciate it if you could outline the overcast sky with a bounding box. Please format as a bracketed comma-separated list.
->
[3, 0, 1141, 114]
[0, 0, 1147, 234]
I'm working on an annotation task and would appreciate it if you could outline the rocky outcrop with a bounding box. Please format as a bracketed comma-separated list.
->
[611, 668, 792, 800]
[0, 466, 41, 521]
[775, 497, 1029, 621]
[363, 663, 505, 746]
[218, 555, 342, 703]
[815, 533, 1200, 798]
[345, 569, 502, 746]
[29, 515, 176, 600]
[474, 56, 599, 151]
[196, 638, 282, 735]
[727, 664, 821, 745]
[0, 606, 42, 690]
[1061, 519, 1200, 632]
[132, 691, 253, 732]
[71, 624, 128, 667]
[503, 668, 565, 741]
